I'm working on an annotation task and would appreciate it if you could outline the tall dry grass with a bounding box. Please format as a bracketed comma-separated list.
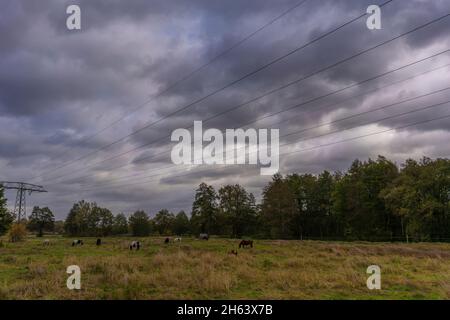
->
[0, 237, 449, 299]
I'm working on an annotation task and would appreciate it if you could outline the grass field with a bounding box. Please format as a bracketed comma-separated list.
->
[0, 236, 449, 300]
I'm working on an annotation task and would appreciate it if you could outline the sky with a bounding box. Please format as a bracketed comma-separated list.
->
[1, 0, 450, 219]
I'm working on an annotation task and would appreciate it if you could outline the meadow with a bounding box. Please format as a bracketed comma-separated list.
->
[0, 236, 449, 300]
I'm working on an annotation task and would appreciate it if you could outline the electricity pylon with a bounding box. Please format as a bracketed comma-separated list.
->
[0, 182, 47, 222]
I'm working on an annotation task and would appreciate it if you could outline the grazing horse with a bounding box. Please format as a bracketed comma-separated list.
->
[174, 237, 182, 242]
[72, 239, 83, 246]
[43, 239, 50, 246]
[199, 233, 209, 240]
[130, 241, 141, 250]
[239, 240, 253, 248]
[164, 237, 170, 244]
[96, 238, 102, 246]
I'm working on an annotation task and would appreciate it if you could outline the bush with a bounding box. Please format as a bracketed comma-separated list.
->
[8, 223, 27, 242]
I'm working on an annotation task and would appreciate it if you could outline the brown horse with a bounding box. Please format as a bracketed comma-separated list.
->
[239, 240, 253, 248]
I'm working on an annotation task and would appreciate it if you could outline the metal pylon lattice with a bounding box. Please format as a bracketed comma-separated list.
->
[0, 181, 47, 222]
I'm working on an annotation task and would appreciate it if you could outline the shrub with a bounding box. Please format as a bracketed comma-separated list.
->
[8, 223, 27, 242]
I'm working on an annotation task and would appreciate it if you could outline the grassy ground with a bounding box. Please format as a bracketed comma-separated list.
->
[0, 235, 449, 300]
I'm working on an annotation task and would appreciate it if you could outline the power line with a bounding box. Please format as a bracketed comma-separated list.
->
[31, 0, 395, 182]
[42, 43, 450, 185]
[67, 99, 450, 192]
[76, 111, 450, 194]
[36, 0, 310, 171]
[59, 80, 449, 189]
[252, 63, 450, 132]
[238, 54, 450, 129]
[78, 92, 450, 188]
[44, 12, 450, 189]
[282, 112, 450, 158]
[49, 11, 450, 183]
[282, 97, 450, 145]
[57, 56, 448, 187]
[85, 86, 450, 187]
[117, 50, 450, 172]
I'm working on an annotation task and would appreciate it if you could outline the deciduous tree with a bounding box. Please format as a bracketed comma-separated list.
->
[28, 206, 55, 237]
[0, 186, 13, 236]
[129, 210, 151, 236]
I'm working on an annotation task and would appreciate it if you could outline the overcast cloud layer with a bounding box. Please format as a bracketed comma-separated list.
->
[1, 0, 450, 219]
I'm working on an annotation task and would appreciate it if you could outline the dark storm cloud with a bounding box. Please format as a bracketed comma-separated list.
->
[1, 0, 449, 218]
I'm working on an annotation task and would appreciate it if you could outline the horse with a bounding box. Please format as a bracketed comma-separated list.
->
[72, 239, 83, 246]
[130, 241, 141, 250]
[239, 240, 253, 248]
[164, 237, 170, 244]
[43, 239, 50, 246]
[199, 233, 209, 240]
[174, 237, 182, 242]
[96, 238, 102, 246]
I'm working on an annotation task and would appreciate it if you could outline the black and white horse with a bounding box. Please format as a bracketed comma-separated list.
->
[130, 241, 141, 250]
[72, 239, 84, 246]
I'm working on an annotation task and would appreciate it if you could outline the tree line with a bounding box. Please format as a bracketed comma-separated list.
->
[170, 155, 448, 241]
[1, 156, 449, 241]
[63, 202, 192, 237]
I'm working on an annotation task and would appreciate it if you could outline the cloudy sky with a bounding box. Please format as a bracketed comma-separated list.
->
[1, 0, 449, 219]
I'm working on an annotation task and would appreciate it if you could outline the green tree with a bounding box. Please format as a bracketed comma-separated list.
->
[129, 210, 151, 236]
[173, 211, 190, 235]
[63, 201, 113, 236]
[381, 157, 450, 241]
[28, 206, 55, 237]
[332, 156, 399, 240]
[153, 209, 175, 235]
[286, 171, 337, 239]
[91, 206, 114, 236]
[64, 200, 92, 236]
[218, 184, 257, 237]
[0, 185, 14, 236]
[112, 213, 129, 235]
[286, 173, 317, 239]
[191, 183, 218, 234]
[261, 174, 299, 239]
